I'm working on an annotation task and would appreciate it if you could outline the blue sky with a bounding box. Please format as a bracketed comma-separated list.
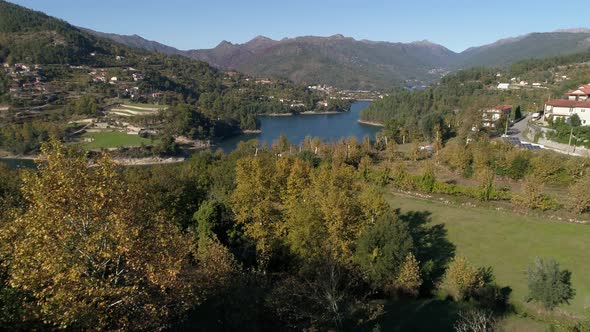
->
[8, 0, 587, 52]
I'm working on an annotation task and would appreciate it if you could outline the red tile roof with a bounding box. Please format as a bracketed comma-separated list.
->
[566, 84, 590, 95]
[546, 99, 590, 108]
[493, 105, 512, 111]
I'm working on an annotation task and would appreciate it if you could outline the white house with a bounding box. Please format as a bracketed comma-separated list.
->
[481, 105, 512, 128]
[497, 83, 510, 90]
[544, 84, 590, 125]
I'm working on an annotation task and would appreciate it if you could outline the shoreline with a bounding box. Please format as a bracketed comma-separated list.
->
[299, 110, 345, 115]
[241, 129, 262, 134]
[357, 119, 385, 127]
[0, 154, 37, 160]
[264, 113, 293, 117]
[114, 157, 185, 166]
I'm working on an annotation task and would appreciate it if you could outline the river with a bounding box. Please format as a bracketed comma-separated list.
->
[0, 101, 378, 169]
[216, 101, 379, 152]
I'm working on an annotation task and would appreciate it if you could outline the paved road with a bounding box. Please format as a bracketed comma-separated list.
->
[506, 114, 530, 141]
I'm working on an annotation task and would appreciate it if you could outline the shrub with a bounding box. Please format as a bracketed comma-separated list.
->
[446, 256, 484, 301]
[568, 173, 590, 214]
[512, 175, 559, 211]
[454, 309, 496, 332]
[526, 258, 575, 310]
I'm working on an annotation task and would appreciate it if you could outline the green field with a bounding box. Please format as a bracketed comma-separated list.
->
[81, 131, 157, 150]
[388, 193, 590, 317]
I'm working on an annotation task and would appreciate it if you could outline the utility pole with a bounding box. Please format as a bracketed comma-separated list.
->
[568, 125, 574, 154]
[504, 114, 509, 136]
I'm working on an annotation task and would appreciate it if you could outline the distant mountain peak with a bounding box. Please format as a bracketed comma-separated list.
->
[251, 35, 273, 42]
[216, 40, 233, 48]
[330, 33, 346, 40]
[410, 39, 444, 48]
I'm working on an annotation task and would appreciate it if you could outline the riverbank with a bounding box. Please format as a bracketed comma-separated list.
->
[300, 110, 345, 115]
[357, 119, 385, 127]
[265, 113, 293, 117]
[242, 129, 262, 134]
[0, 153, 36, 160]
[114, 156, 185, 166]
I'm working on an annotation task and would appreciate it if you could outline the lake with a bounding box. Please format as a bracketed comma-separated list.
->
[216, 101, 380, 152]
[0, 158, 36, 169]
[0, 101, 379, 169]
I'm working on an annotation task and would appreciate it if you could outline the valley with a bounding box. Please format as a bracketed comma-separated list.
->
[2, 1, 590, 331]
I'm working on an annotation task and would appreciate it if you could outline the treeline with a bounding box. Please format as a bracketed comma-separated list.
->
[0, 120, 65, 154]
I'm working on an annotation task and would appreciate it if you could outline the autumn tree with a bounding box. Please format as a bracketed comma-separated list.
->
[1, 141, 201, 330]
[512, 174, 557, 211]
[476, 166, 496, 201]
[446, 256, 484, 301]
[395, 253, 422, 297]
[568, 173, 590, 214]
[232, 155, 283, 267]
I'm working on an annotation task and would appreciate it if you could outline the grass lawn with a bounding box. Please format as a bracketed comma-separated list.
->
[388, 193, 590, 317]
[81, 131, 157, 150]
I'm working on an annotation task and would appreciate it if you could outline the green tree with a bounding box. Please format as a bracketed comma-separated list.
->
[526, 258, 575, 310]
[354, 213, 413, 291]
[571, 113, 582, 127]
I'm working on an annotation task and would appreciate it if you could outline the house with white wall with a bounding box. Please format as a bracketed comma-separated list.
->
[544, 84, 590, 125]
[481, 105, 512, 128]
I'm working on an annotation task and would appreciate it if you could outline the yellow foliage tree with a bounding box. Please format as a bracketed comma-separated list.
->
[232, 155, 283, 266]
[446, 256, 484, 301]
[568, 173, 590, 214]
[394, 253, 422, 297]
[1, 140, 200, 330]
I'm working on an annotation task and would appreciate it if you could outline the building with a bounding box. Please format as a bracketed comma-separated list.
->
[544, 84, 590, 125]
[497, 83, 510, 90]
[481, 105, 512, 129]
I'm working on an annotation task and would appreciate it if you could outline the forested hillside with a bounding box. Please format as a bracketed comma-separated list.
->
[360, 50, 590, 143]
[0, 1, 331, 155]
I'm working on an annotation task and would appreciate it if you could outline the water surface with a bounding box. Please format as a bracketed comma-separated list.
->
[0, 101, 379, 168]
[217, 101, 379, 152]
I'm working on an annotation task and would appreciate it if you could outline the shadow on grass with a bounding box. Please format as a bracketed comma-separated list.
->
[397, 210, 456, 293]
[360, 298, 471, 332]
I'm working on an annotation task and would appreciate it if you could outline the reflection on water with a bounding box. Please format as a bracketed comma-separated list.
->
[216, 101, 378, 153]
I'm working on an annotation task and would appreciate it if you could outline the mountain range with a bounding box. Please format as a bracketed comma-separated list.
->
[84, 28, 590, 89]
